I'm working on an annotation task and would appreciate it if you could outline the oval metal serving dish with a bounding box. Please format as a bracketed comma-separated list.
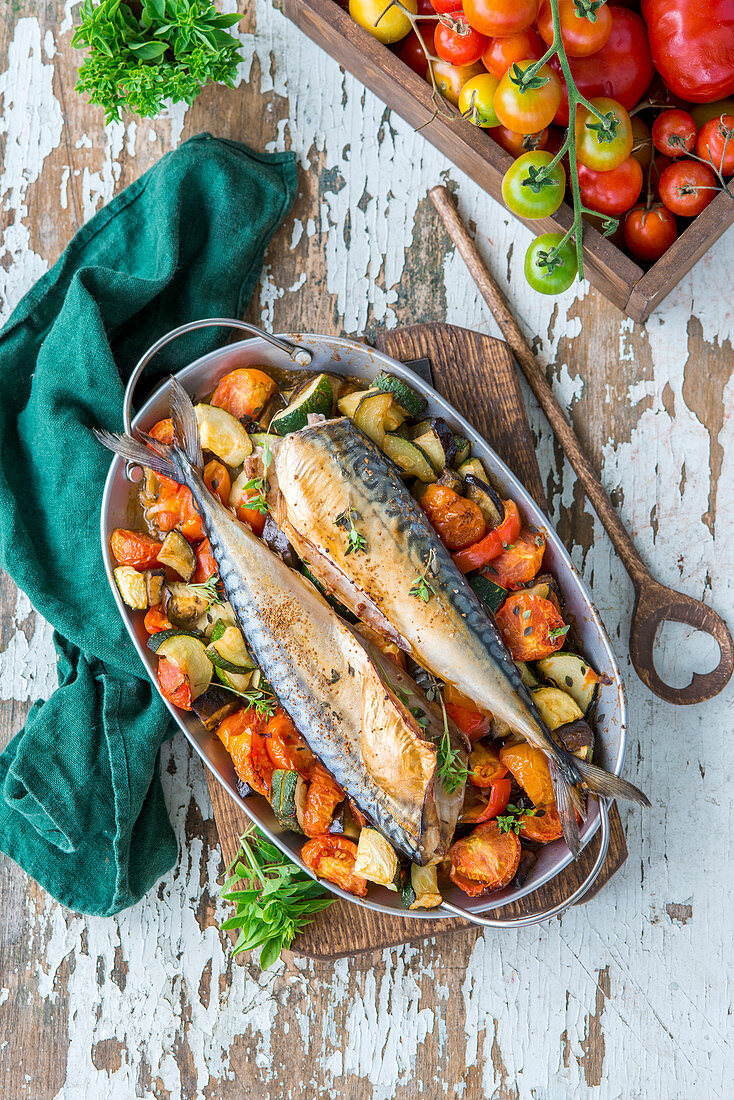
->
[100, 331, 627, 922]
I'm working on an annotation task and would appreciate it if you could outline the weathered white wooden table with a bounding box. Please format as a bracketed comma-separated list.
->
[1, 4, 732, 1097]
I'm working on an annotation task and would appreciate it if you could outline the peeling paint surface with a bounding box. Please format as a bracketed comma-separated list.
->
[1, 3, 733, 1098]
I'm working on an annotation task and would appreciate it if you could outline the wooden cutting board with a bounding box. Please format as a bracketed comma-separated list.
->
[206, 322, 627, 959]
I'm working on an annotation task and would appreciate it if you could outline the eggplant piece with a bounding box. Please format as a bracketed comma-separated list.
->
[464, 475, 504, 528]
[522, 572, 563, 612]
[146, 569, 166, 606]
[436, 467, 463, 494]
[158, 528, 196, 581]
[555, 718, 595, 762]
[164, 581, 212, 629]
[430, 418, 458, 467]
[235, 776, 256, 799]
[192, 685, 240, 731]
[261, 514, 299, 568]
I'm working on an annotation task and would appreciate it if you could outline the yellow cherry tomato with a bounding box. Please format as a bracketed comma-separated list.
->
[431, 60, 486, 107]
[458, 73, 500, 128]
[349, 0, 417, 44]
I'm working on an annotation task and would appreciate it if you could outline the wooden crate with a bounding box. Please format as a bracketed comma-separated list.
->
[280, 0, 734, 320]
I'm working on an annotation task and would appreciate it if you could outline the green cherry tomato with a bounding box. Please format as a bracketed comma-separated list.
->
[502, 151, 566, 219]
[524, 233, 578, 295]
[575, 97, 634, 172]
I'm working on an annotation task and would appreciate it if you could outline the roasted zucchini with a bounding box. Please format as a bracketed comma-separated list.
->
[194, 403, 252, 466]
[271, 769, 307, 833]
[205, 625, 254, 674]
[271, 373, 334, 434]
[400, 863, 442, 910]
[535, 652, 601, 715]
[149, 632, 212, 700]
[157, 529, 196, 581]
[353, 391, 394, 447]
[373, 371, 427, 418]
[382, 433, 437, 482]
[468, 571, 508, 613]
[531, 685, 584, 730]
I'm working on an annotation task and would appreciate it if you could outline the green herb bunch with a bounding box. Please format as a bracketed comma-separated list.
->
[72, 0, 244, 123]
[220, 827, 334, 970]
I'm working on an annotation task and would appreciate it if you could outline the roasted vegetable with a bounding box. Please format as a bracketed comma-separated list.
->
[435, 466, 463, 494]
[271, 769, 308, 833]
[467, 571, 508, 613]
[555, 718, 594, 763]
[463, 475, 504, 528]
[468, 741, 509, 787]
[382, 433, 437, 482]
[157, 528, 196, 581]
[353, 390, 395, 447]
[113, 565, 164, 610]
[203, 459, 231, 506]
[301, 764, 344, 837]
[449, 820, 521, 895]
[264, 711, 316, 776]
[148, 631, 212, 701]
[495, 591, 568, 661]
[211, 367, 279, 420]
[229, 469, 268, 536]
[536, 651, 601, 715]
[452, 500, 521, 573]
[195, 403, 252, 466]
[373, 371, 427, 417]
[401, 863, 442, 910]
[531, 685, 584, 730]
[420, 482, 486, 551]
[110, 528, 162, 569]
[205, 625, 254, 675]
[354, 827, 400, 890]
[452, 434, 472, 467]
[498, 743, 555, 807]
[164, 581, 213, 629]
[271, 373, 334, 434]
[519, 805, 564, 844]
[192, 685, 240, 731]
[301, 835, 367, 897]
[484, 528, 546, 590]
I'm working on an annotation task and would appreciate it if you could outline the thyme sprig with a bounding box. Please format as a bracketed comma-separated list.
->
[496, 804, 539, 835]
[335, 504, 367, 555]
[409, 548, 438, 602]
[240, 477, 270, 516]
[435, 685, 471, 794]
[188, 574, 224, 608]
[218, 682, 278, 717]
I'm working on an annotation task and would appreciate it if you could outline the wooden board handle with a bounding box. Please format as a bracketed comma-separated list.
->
[430, 184, 734, 705]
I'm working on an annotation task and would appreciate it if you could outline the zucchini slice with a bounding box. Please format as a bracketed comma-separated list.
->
[157, 529, 196, 581]
[271, 769, 308, 833]
[407, 423, 446, 473]
[374, 371, 427, 418]
[401, 863, 442, 910]
[535, 652, 600, 715]
[468, 571, 508, 613]
[195, 599, 238, 638]
[194, 403, 252, 466]
[271, 373, 334, 435]
[457, 457, 490, 483]
[215, 665, 253, 693]
[152, 633, 212, 700]
[453, 434, 472, 467]
[382, 433, 437, 482]
[354, 827, 399, 890]
[114, 566, 164, 610]
[192, 685, 240, 731]
[337, 390, 367, 419]
[515, 660, 540, 690]
[353, 391, 394, 447]
[464, 475, 504, 528]
[531, 685, 584, 730]
[205, 625, 255, 674]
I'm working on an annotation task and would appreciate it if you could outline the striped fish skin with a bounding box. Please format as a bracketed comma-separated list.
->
[275, 417, 558, 757]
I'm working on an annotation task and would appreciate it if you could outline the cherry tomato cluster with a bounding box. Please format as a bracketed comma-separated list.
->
[347, 0, 734, 294]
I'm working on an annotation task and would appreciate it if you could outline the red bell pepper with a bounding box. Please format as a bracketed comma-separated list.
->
[452, 500, 522, 575]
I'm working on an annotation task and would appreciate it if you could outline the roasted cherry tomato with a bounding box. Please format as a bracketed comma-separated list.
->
[192, 537, 218, 583]
[452, 499, 521, 573]
[468, 741, 508, 788]
[519, 803, 564, 843]
[652, 109, 697, 158]
[434, 14, 487, 66]
[301, 835, 367, 896]
[144, 472, 205, 541]
[449, 820, 521, 893]
[490, 125, 548, 157]
[157, 657, 193, 710]
[578, 156, 643, 217]
[462, 0, 538, 37]
[499, 742, 555, 806]
[575, 97, 633, 172]
[623, 205, 678, 262]
[302, 764, 345, 837]
[203, 459, 231, 506]
[349, 0, 417, 43]
[445, 701, 491, 742]
[395, 29, 429, 79]
[495, 590, 567, 660]
[149, 418, 174, 445]
[144, 603, 172, 634]
[524, 232, 578, 295]
[537, 0, 612, 56]
[494, 61, 562, 134]
[231, 477, 268, 536]
[481, 526, 545, 589]
[658, 160, 718, 217]
[481, 27, 543, 79]
[110, 528, 162, 569]
[696, 114, 734, 175]
[210, 367, 279, 421]
[550, 7, 654, 127]
[217, 709, 273, 797]
[431, 60, 485, 105]
[485, 776, 512, 819]
[264, 710, 316, 777]
[502, 151, 566, 219]
[420, 483, 486, 550]
[458, 73, 501, 128]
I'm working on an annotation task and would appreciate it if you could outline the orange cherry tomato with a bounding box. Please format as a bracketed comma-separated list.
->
[192, 538, 218, 583]
[210, 368, 278, 420]
[144, 603, 172, 634]
[430, 60, 485, 106]
[495, 591, 567, 661]
[452, 499, 521, 574]
[468, 741, 508, 787]
[445, 701, 491, 743]
[302, 764, 345, 837]
[203, 459, 231, 506]
[110, 528, 162, 569]
[499, 742, 555, 806]
[519, 803, 564, 843]
[145, 473, 205, 542]
[301, 835, 367, 897]
[216, 709, 273, 797]
[481, 28, 543, 79]
[462, 0, 538, 38]
[264, 710, 316, 776]
[490, 125, 549, 157]
[157, 657, 193, 710]
[420, 483, 486, 551]
[149, 418, 174, 445]
[480, 527, 545, 590]
[494, 62, 562, 135]
[231, 478, 268, 537]
[537, 0, 612, 57]
[449, 820, 520, 893]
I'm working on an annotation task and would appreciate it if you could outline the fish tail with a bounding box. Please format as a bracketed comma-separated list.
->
[93, 428, 179, 480]
[573, 757, 651, 807]
[548, 747, 650, 856]
[168, 376, 203, 470]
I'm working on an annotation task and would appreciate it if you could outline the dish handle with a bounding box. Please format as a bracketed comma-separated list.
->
[439, 799, 610, 929]
[121, 318, 313, 479]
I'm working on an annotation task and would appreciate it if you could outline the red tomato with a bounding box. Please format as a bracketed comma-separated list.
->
[481, 527, 545, 589]
[578, 156, 643, 216]
[490, 125, 548, 157]
[434, 15, 486, 65]
[462, 0, 538, 37]
[494, 61, 562, 134]
[519, 804, 564, 843]
[416, 0, 435, 11]
[449, 820, 521, 893]
[145, 474, 205, 542]
[452, 499, 521, 573]
[420, 483, 486, 550]
[623, 204, 678, 262]
[110, 528, 162, 569]
[696, 114, 734, 174]
[485, 777, 512, 819]
[430, 0, 462, 11]
[203, 459, 231, 506]
[192, 538, 218, 583]
[659, 160, 719, 216]
[211, 368, 277, 421]
[651, 109, 697, 157]
[395, 29, 428, 78]
[537, 0, 612, 57]
[301, 836, 367, 897]
[302, 764, 344, 837]
[157, 657, 192, 710]
[641, 0, 734, 103]
[264, 711, 316, 776]
[445, 701, 491, 742]
[148, 418, 174, 445]
[220, 710, 273, 797]
[481, 28, 543, 79]
[144, 603, 172, 634]
[550, 8, 654, 126]
[495, 591, 567, 661]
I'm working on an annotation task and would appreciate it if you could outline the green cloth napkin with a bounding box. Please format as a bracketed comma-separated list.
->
[0, 133, 297, 916]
